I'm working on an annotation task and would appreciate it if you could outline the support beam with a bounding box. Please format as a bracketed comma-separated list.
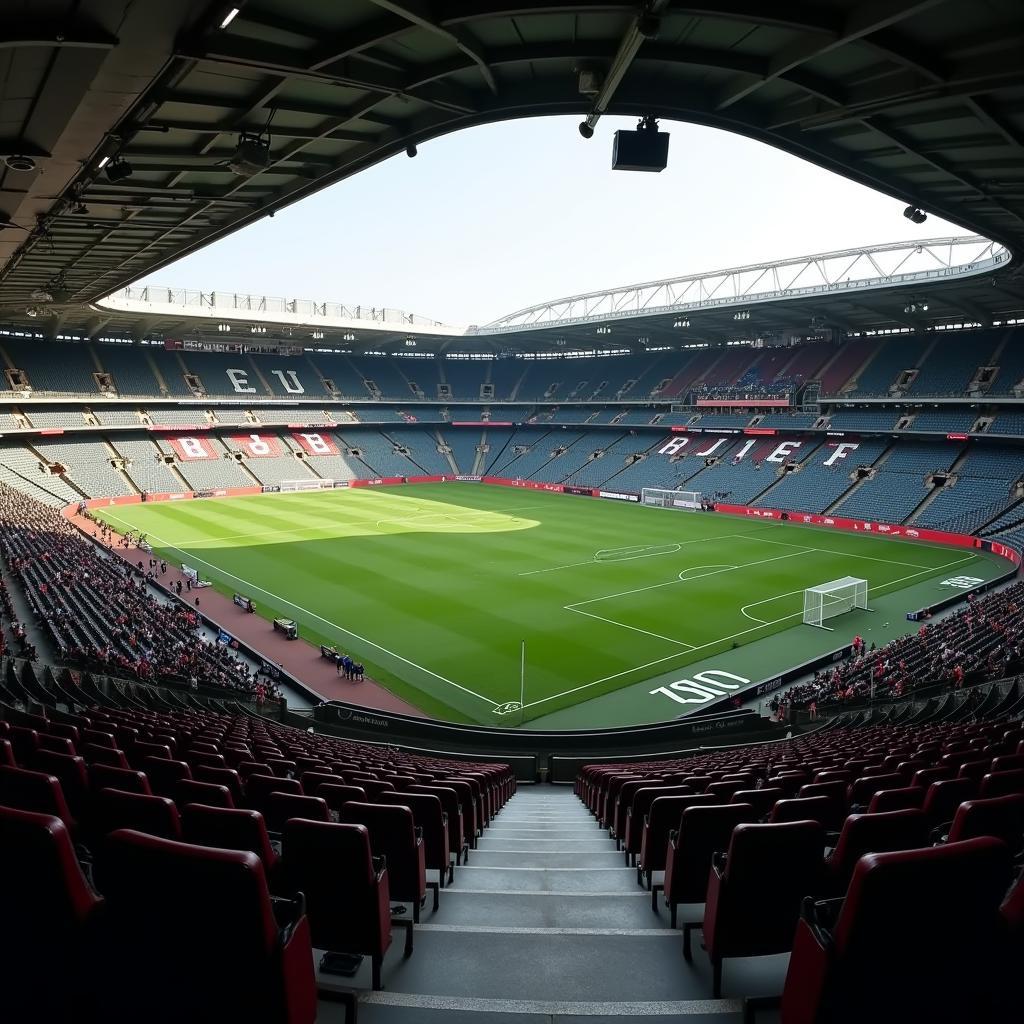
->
[368, 0, 498, 94]
[714, 0, 947, 111]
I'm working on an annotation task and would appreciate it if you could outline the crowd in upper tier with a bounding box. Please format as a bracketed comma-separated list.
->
[0, 484, 279, 699]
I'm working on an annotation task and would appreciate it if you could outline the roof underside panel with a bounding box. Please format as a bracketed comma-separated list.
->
[0, 0, 1021, 319]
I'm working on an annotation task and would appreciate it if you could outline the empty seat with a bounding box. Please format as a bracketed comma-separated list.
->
[339, 801, 428, 921]
[245, 773, 302, 814]
[409, 783, 468, 865]
[781, 838, 1013, 1024]
[866, 786, 926, 814]
[0, 806, 102, 1023]
[848, 773, 902, 808]
[381, 790, 452, 890]
[181, 803, 279, 870]
[281, 819, 398, 990]
[922, 777, 977, 828]
[82, 743, 130, 769]
[89, 763, 152, 796]
[0, 764, 74, 830]
[640, 793, 716, 892]
[95, 829, 316, 1023]
[825, 809, 929, 895]
[947, 794, 1024, 853]
[93, 788, 181, 840]
[175, 779, 236, 809]
[770, 795, 843, 832]
[980, 769, 1024, 798]
[319, 782, 369, 812]
[263, 792, 330, 833]
[692, 820, 825, 997]
[193, 765, 244, 804]
[663, 803, 757, 929]
[730, 787, 785, 820]
[299, 770, 338, 794]
[141, 757, 191, 797]
[625, 784, 690, 867]
[31, 750, 88, 819]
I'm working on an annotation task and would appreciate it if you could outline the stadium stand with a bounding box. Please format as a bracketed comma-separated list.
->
[826, 408, 901, 431]
[907, 409, 979, 432]
[109, 439, 188, 493]
[758, 439, 888, 512]
[685, 438, 819, 504]
[383, 427, 453, 476]
[32, 439, 134, 497]
[834, 441, 960, 523]
[988, 412, 1024, 436]
[143, 348, 193, 396]
[95, 345, 164, 396]
[441, 358, 487, 400]
[818, 338, 880, 396]
[21, 409, 88, 428]
[906, 337, 996, 396]
[844, 338, 930, 397]
[91, 408, 145, 426]
[145, 408, 211, 426]
[445, 428, 483, 474]
[1, 339, 99, 395]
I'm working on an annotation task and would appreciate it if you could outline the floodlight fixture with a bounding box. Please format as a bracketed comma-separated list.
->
[217, 323, 231, 332]
[673, 317, 690, 328]
[97, 155, 110, 169]
[220, 7, 240, 29]
[106, 157, 133, 182]
[903, 205, 927, 224]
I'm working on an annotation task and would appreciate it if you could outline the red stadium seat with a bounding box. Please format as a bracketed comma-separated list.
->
[694, 820, 825, 997]
[781, 838, 1012, 1024]
[281, 819, 400, 990]
[181, 803, 279, 871]
[663, 803, 757, 929]
[95, 829, 316, 1023]
[824, 809, 929, 895]
[339, 801, 428, 921]
[0, 807, 101, 1023]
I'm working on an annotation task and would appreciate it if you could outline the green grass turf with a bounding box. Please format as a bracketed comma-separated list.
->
[93, 484, 997, 727]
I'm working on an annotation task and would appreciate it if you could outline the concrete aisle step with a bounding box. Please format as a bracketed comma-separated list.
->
[317, 787, 765, 1024]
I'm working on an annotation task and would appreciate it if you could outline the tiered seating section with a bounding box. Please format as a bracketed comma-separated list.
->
[0, 688, 513, 1011]
[577, 712, 1024, 1011]
[0, 485, 274, 696]
[781, 581, 1024, 709]
[0, 328, 1019, 404]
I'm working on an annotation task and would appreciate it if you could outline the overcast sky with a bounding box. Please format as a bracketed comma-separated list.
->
[132, 115, 971, 327]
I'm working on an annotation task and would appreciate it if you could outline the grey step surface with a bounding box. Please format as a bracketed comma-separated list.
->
[317, 786, 776, 1023]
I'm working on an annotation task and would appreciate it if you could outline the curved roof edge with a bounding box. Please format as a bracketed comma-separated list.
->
[96, 235, 1011, 343]
[475, 236, 1010, 334]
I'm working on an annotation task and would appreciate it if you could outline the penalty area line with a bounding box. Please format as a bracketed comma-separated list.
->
[97, 511, 499, 710]
[523, 550, 985, 713]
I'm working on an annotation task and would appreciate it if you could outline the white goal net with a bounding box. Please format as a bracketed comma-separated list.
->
[641, 487, 702, 510]
[281, 479, 334, 492]
[803, 576, 869, 630]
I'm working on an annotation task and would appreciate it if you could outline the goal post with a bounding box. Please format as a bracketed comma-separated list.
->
[641, 487, 702, 510]
[280, 479, 334, 492]
[803, 576, 869, 630]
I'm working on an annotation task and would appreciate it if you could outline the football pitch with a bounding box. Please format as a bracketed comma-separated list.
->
[93, 484, 1004, 728]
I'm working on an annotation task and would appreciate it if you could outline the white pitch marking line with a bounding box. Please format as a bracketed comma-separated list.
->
[561, 551, 815, 650]
[522, 550, 985, 712]
[96, 510, 499, 709]
[516, 529, 765, 576]
[563, 606, 696, 649]
[738, 552, 984, 625]
[568, 548, 815, 608]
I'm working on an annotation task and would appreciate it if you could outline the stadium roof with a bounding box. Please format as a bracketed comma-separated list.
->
[1, 0, 1023, 329]
[70, 234, 1015, 352]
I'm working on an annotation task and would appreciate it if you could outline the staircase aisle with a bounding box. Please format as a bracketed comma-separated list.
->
[324, 787, 779, 1024]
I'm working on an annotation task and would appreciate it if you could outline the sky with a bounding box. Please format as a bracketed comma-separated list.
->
[132, 115, 971, 328]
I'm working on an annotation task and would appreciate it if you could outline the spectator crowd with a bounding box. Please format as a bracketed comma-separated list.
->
[776, 580, 1024, 714]
[0, 484, 280, 700]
